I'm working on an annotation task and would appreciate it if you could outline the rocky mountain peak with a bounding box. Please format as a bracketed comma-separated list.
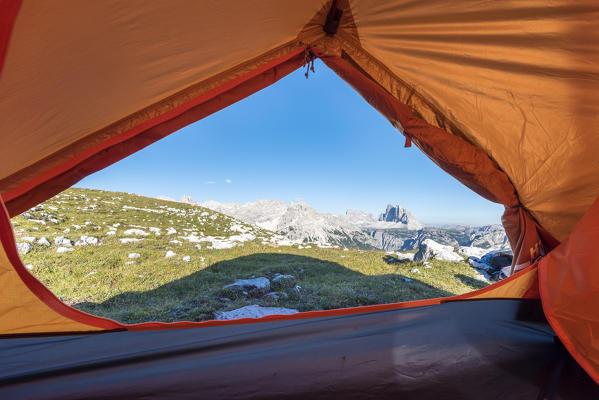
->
[378, 204, 423, 229]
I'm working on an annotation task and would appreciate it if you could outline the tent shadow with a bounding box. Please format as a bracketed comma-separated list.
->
[455, 273, 489, 290]
[73, 253, 475, 324]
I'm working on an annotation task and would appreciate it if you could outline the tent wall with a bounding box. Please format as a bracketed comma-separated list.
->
[539, 195, 599, 384]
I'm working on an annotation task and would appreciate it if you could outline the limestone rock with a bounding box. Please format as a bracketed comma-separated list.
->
[215, 305, 298, 320]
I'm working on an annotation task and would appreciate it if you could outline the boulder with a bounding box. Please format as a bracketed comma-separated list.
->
[222, 277, 270, 298]
[37, 237, 51, 246]
[215, 305, 298, 320]
[458, 246, 487, 258]
[75, 235, 99, 246]
[54, 236, 74, 247]
[16, 242, 32, 254]
[414, 239, 464, 262]
[123, 228, 148, 236]
[271, 274, 295, 290]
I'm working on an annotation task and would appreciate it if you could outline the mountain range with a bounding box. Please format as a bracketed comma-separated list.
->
[178, 196, 508, 251]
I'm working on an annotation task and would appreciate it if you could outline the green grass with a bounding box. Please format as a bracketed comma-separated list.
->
[12, 188, 489, 323]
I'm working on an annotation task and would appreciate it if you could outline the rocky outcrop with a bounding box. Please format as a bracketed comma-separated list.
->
[414, 239, 464, 262]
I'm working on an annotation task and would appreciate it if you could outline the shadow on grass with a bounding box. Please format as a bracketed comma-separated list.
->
[455, 274, 489, 291]
[74, 253, 476, 324]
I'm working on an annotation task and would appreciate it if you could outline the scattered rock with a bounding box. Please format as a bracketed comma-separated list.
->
[54, 236, 74, 247]
[166, 227, 177, 235]
[414, 239, 464, 262]
[165, 250, 176, 258]
[21, 236, 36, 243]
[37, 237, 51, 246]
[182, 256, 191, 262]
[119, 238, 142, 244]
[410, 268, 421, 274]
[263, 292, 280, 301]
[106, 231, 116, 236]
[128, 253, 141, 259]
[214, 305, 298, 320]
[125, 261, 135, 265]
[222, 277, 270, 298]
[16, 242, 32, 254]
[75, 235, 99, 246]
[123, 228, 148, 236]
[271, 274, 296, 290]
[56, 247, 74, 253]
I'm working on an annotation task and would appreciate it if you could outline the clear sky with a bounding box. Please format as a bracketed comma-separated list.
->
[77, 60, 503, 226]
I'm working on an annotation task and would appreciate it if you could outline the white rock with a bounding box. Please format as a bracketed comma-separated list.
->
[106, 231, 116, 236]
[410, 268, 421, 274]
[224, 277, 270, 292]
[119, 238, 142, 244]
[75, 235, 99, 246]
[394, 252, 415, 262]
[123, 228, 148, 236]
[458, 246, 488, 258]
[54, 236, 74, 247]
[21, 236, 36, 243]
[125, 261, 136, 265]
[17, 242, 32, 254]
[170, 240, 182, 244]
[414, 239, 464, 262]
[166, 227, 177, 235]
[149, 227, 161, 235]
[56, 247, 74, 253]
[128, 253, 141, 259]
[165, 250, 176, 258]
[25, 264, 34, 271]
[215, 305, 298, 320]
[182, 256, 191, 262]
[63, 228, 71, 233]
[37, 237, 51, 246]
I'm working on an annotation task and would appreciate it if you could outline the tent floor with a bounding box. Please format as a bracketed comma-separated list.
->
[1, 299, 597, 399]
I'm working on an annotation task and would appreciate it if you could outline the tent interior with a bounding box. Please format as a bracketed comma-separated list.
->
[0, 0, 598, 398]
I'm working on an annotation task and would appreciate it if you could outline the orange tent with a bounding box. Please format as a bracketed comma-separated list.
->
[1, 1, 598, 398]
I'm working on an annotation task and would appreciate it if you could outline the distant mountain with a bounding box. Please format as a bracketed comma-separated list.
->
[179, 195, 508, 251]
[378, 204, 424, 230]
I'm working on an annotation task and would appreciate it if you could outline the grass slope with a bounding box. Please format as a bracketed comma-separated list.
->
[11, 188, 488, 323]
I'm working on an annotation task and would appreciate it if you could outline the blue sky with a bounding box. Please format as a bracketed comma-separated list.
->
[77, 60, 503, 225]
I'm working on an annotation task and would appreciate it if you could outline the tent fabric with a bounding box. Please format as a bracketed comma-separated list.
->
[539, 195, 599, 385]
[343, 0, 599, 242]
[318, 51, 559, 269]
[2, 299, 599, 400]
[1, 0, 599, 390]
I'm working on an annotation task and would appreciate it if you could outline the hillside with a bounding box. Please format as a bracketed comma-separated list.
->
[11, 188, 490, 324]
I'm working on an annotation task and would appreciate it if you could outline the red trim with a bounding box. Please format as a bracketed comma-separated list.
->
[0, 0, 21, 78]
[2, 46, 307, 208]
[0, 196, 123, 330]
